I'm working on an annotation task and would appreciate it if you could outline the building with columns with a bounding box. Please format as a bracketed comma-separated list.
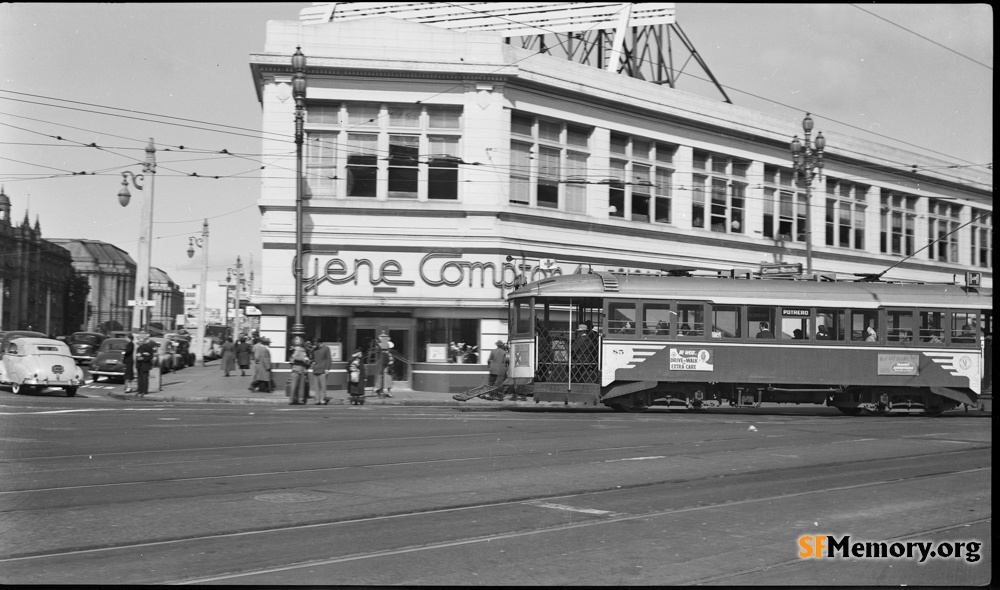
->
[50, 238, 135, 334]
[248, 6, 991, 391]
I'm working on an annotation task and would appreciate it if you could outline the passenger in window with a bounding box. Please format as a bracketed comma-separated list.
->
[756, 322, 775, 339]
[865, 327, 878, 342]
[953, 324, 976, 344]
[816, 325, 830, 340]
[793, 329, 804, 340]
[656, 321, 670, 335]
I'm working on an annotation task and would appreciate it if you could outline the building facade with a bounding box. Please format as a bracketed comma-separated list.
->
[51, 238, 136, 334]
[148, 267, 184, 333]
[249, 15, 992, 391]
[0, 188, 79, 335]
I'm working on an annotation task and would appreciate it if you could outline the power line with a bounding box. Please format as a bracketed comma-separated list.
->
[849, 4, 992, 71]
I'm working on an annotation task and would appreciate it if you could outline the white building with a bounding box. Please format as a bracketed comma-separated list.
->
[248, 4, 991, 391]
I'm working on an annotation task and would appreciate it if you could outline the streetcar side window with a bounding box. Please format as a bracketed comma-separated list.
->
[780, 307, 812, 340]
[607, 301, 637, 335]
[642, 302, 674, 337]
[886, 309, 915, 344]
[748, 307, 777, 339]
[951, 311, 979, 345]
[711, 305, 741, 339]
[851, 310, 880, 342]
[677, 303, 705, 338]
[919, 310, 946, 343]
[816, 308, 846, 341]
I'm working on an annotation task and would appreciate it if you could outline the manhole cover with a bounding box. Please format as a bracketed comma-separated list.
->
[254, 492, 327, 503]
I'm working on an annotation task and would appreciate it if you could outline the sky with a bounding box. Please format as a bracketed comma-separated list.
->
[0, 3, 992, 290]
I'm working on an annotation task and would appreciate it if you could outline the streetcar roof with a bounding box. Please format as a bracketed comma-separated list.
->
[511, 273, 991, 309]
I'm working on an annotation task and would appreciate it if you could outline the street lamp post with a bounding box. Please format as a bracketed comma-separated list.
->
[291, 46, 307, 340]
[790, 114, 826, 277]
[187, 219, 209, 365]
[118, 138, 157, 331]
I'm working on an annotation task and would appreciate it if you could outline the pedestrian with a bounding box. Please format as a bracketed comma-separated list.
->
[220, 337, 236, 377]
[235, 337, 253, 377]
[122, 333, 135, 394]
[376, 343, 394, 398]
[347, 350, 366, 404]
[487, 340, 506, 387]
[287, 336, 311, 405]
[249, 337, 272, 392]
[311, 341, 332, 405]
[135, 333, 155, 397]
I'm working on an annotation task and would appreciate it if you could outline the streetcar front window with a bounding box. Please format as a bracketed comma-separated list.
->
[514, 300, 532, 336]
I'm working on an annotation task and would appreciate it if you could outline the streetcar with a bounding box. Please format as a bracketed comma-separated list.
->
[506, 271, 991, 415]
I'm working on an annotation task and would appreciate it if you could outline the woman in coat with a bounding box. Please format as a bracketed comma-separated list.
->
[235, 337, 253, 377]
[249, 338, 272, 392]
[220, 337, 237, 377]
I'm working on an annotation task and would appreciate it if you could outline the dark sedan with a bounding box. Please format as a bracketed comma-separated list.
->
[66, 331, 107, 365]
[88, 338, 130, 382]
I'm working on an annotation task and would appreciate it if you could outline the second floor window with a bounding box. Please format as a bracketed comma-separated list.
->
[880, 190, 917, 256]
[693, 150, 747, 233]
[763, 165, 805, 242]
[927, 199, 961, 263]
[305, 102, 462, 200]
[825, 178, 868, 250]
[508, 112, 593, 211]
[970, 209, 992, 269]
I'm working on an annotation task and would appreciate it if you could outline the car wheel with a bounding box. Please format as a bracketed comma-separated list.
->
[11, 382, 32, 395]
[65, 387, 78, 397]
[92, 375, 102, 383]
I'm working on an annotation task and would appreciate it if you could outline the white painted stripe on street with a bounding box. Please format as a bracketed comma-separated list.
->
[528, 501, 616, 516]
[604, 456, 665, 462]
[0, 408, 168, 415]
[831, 438, 876, 444]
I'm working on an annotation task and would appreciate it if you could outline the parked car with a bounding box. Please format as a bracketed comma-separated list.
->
[66, 331, 107, 365]
[0, 337, 86, 396]
[149, 337, 177, 373]
[166, 334, 193, 369]
[0, 331, 48, 360]
[88, 337, 130, 382]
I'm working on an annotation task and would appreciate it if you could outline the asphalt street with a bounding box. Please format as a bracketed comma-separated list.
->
[0, 392, 990, 585]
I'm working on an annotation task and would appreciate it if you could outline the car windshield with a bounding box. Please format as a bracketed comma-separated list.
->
[71, 335, 102, 344]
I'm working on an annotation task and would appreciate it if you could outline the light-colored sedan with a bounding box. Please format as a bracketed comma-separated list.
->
[0, 337, 86, 396]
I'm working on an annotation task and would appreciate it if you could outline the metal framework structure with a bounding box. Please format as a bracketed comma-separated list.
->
[300, 2, 731, 103]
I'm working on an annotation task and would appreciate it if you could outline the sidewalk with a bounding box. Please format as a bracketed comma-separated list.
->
[103, 360, 518, 407]
[101, 361, 992, 414]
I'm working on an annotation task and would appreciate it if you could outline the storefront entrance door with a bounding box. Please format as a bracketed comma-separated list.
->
[352, 320, 411, 382]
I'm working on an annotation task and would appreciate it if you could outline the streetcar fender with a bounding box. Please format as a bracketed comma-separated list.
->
[929, 386, 977, 407]
[601, 381, 657, 401]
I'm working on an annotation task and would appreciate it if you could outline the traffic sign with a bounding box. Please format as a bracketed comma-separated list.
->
[128, 299, 156, 307]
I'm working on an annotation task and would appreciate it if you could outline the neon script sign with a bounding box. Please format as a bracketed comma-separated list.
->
[300, 252, 572, 293]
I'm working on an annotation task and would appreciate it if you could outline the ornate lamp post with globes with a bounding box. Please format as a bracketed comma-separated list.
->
[291, 46, 307, 341]
[790, 113, 826, 277]
[187, 219, 209, 365]
[117, 138, 157, 331]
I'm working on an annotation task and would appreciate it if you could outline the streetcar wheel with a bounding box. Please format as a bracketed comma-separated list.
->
[862, 405, 892, 416]
[837, 407, 864, 416]
[622, 402, 649, 413]
[607, 403, 626, 412]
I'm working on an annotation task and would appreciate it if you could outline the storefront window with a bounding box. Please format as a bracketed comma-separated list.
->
[286, 317, 349, 360]
[417, 318, 480, 362]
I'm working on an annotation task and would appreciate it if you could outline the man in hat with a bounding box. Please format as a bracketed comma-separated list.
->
[487, 340, 507, 388]
[134, 333, 155, 396]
